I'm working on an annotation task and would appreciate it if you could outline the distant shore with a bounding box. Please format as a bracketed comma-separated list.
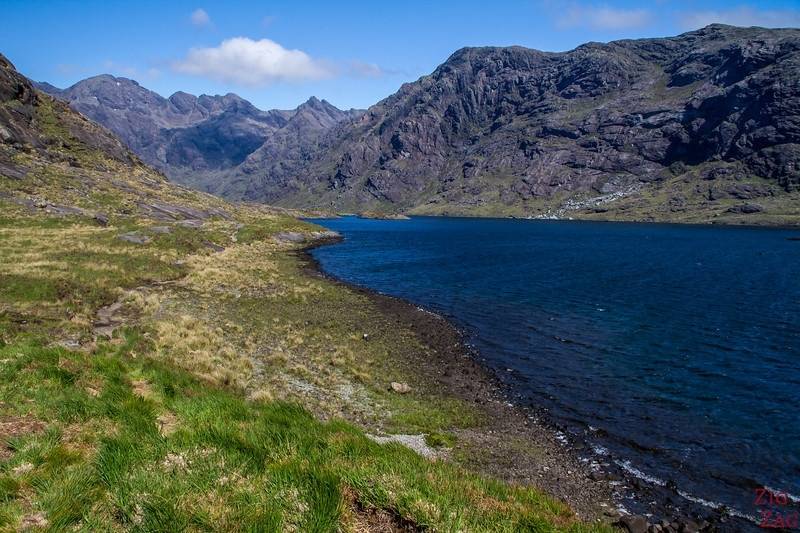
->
[309, 210, 800, 229]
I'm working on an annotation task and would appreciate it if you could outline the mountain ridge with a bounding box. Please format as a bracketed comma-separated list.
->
[37, 75, 364, 196]
[243, 23, 798, 223]
[35, 24, 800, 224]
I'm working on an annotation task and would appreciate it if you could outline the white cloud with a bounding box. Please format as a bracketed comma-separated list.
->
[172, 37, 333, 85]
[678, 7, 800, 30]
[558, 4, 653, 30]
[190, 8, 211, 27]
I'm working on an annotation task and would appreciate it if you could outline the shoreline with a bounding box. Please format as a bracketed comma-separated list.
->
[297, 236, 618, 522]
[311, 212, 800, 230]
[298, 234, 765, 532]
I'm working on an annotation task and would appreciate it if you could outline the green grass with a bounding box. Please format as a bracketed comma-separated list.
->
[0, 214, 193, 340]
[235, 217, 313, 244]
[0, 334, 604, 532]
[0, 209, 611, 531]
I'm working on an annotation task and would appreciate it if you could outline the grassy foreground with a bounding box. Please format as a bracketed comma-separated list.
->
[0, 206, 611, 532]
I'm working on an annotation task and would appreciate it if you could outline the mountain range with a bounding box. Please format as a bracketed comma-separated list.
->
[36, 76, 363, 199]
[36, 24, 800, 223]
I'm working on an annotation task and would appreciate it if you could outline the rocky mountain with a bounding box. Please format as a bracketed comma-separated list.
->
[218, 96, 367, 200]
[34, 24, 800, 223]
[239, 24, 800, 223]
[1, 53, 239, 224]
[2, 58, 135, 177]
[37, 76, 362, 196]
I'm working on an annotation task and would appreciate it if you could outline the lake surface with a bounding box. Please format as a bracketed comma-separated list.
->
[309, 216, 800, 524]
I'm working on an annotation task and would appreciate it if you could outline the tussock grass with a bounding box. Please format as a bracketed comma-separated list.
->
[0, 202, 609, 530]
[152, 314, 252, 389]
[0, 336, 606, 531]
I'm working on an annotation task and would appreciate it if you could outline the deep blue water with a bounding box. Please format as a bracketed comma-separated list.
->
[309, 216, 800, 522]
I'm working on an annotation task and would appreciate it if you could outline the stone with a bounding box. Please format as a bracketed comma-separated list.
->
[118, 232, 151, 245]
[136, 201, 228, 221]
[176, 219, 204, 228]
[617, 515, 649, 533]
[94, 213, 109, 226]
[149, 225, 172, 234]
[0, 160, 27, 179]
[273, 231, 307, 244]
[727, 184, 768, 199]
[57, 339, 81, 349]
[726, 203, 764, 214]
[588, 471, 606, 481]
[390, 382, 411, 394]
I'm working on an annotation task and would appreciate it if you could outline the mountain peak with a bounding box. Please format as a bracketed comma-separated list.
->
[33, 81, 63, 95]
[294, 96, 342, 117]
[299, 96, 331, 109]
[80, 74, 139, 86]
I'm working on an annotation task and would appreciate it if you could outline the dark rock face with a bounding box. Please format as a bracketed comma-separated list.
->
[38, 77, 362, 194]
[1, 53, 240, 230]
[726, 202, 764, 213]
[231, 24, 800, 214]
[1, 54, 42, 148]
[0, 53, 135, 168]
[42, 75, 281, 172]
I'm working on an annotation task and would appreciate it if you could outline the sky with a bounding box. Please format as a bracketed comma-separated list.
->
[3, 0, 800, 111]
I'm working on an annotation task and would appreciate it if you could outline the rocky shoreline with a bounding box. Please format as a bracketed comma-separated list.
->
[296, 236, 614, 521]
[298, 234, 763, 533]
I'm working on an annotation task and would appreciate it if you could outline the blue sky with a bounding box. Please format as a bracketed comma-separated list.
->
[3, 0, 800, 111]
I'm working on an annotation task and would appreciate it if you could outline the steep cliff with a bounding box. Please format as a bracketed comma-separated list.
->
[247, 24, 800, 222]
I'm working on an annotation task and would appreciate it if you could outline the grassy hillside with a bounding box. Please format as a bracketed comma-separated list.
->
[405, 169, 800, 225]
[0, 56, 611, 531]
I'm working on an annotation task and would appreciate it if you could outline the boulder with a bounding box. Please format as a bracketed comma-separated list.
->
[273, 232, 307, 244]
[726, 203, 764, 214]
[617, 515, 649, 533]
